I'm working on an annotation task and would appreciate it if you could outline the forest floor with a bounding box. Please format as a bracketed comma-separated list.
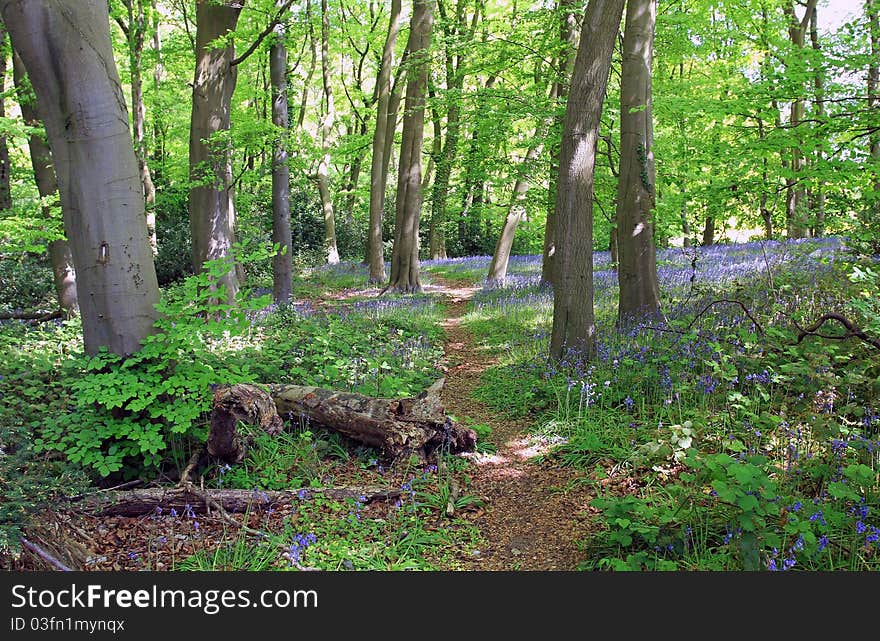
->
[431, 277, 597, 570]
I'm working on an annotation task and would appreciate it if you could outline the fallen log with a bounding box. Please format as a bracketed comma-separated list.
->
[76, 486, 402, 518]
[209, 380, 476, 463]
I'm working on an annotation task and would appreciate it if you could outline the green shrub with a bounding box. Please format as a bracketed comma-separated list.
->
[35, 254, 270, 477]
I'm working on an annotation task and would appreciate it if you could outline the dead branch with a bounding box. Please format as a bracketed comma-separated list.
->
[686, 299, 764, 334]
[19, 536, 72, 571]
[794, 313, 880, 351]
[76, 485, 402, 518]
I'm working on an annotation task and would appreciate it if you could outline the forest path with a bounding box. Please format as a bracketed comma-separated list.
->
[429, 276, 596, 570]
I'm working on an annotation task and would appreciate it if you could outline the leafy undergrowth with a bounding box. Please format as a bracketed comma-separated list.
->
[0, 255, 482, 569]
[459, 237, 880, 571]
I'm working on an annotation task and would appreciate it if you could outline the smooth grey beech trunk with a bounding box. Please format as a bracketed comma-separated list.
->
[270, 16, 292, 304]
[189, 0, 243, 304]
[387, 0, 435, 294]
[367, 0, 403, 283]
[318, 0, 339, 265]
[11, 50, 77, 315]
[487, 85, 557, 283]
[615, 0, 662, 325]
[1, 0, 159, 355]
[549, 0, 625, 361]
[541, 0, 578, 286]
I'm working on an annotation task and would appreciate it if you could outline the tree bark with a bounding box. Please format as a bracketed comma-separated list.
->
[0, 23, 10, 213]
[150, 0, 165, 178]
[457, 74, 496, 256]
[783, 0, 818, 239]
[209, 382, 475, 463]
[2, 0, 159, 355]
[702, 215, 715, 246]
[541, 0, 578, 286]
[616, 0, 662, 325]
[318, 0, 339, 264]
[270, 12, 292, 304]
[367, 0, 402, 283]
[868, 0, 880, 220]
[78, 486, 404, 517]
[429, 0, 481, 261]
[189, 0, 243, 305]
[387, 0, 435, 293]
[11, 50, 78, 315]
[808, 5, 825, 236]
[549, 0, 625, 361]
[124, 0, 157, 253]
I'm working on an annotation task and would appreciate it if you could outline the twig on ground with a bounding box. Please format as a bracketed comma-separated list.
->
[20, 537, 72, 571]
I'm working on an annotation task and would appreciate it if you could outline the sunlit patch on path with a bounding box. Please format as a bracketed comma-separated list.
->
[433, 276, 596, 571]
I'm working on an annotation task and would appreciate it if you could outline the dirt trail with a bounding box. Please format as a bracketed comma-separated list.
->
[432, 278, 596, 571]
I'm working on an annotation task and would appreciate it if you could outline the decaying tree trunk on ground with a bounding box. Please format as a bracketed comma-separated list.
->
[209, 381, 475, 463]
[76, 486, 403, 518]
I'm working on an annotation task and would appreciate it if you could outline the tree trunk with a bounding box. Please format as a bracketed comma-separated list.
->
[125, 0, 157, 254]
[367, 0, 402, 283]
[702, 215, 715, 246]
[151, 0, 165, 179]
[457, 74, 496, 256]
[429, 0, 480, 261]
[541, 0, 578, 286]
[616, 0, 662, 325]
[783, 0, 818, 239]
[609, 226, 618, 265]
[868, 0, 880, 220]
[807, 5, 825, 236]
[549, 0, 625, 361]
[189, 0, 243, 304]
[11, 50, 78, 315]
[2, 0, 159, 355]
[0, 23, 9, 213]
[487, 86, 556, 282]
[209, 382, 475, 463]
[318, 0, 339, 264]
[270, 15, 292, 304]
[681, 202, 692, 248]
[387, 0, 435, 293]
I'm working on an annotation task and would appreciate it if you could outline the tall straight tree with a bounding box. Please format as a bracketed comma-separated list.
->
[1, 0, 159, 355]
[549, 0, 625, 361]
[387, 0, 435, 293]
[0, 22, 10, 214]
[317, 0, 339, 264]
[869, 0, 880, 219]
[616, 0, 662, 324]
[118, 0, 157, 252]
[270, 6, 291, 303]
[782, 0, 818, 239]
[428, 0, 482, 260]
[11, 50, 78, 315]
[808, 4, 825, 236]
[189, 0, 244, 303]
[541, 0, 578, 285]
[367, 0, 403, 283]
